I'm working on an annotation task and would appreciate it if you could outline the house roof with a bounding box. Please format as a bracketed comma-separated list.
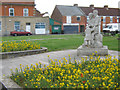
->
[0, 0, 34, 2]
[0, 0, 35, 6]
[56, 5, 85, 16]
[79, 6, 119, 16]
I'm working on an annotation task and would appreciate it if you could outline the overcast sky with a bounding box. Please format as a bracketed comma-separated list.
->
[35, 0, 119, 16]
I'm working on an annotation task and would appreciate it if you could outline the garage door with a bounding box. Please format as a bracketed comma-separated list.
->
[35, 23, 46, 34]
[64, 25, 78, 34]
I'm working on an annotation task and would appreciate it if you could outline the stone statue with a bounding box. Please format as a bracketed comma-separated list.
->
[82, 10, 103, 48]
[77, 10, 108, 56]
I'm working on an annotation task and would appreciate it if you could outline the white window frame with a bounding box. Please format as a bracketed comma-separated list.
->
[23, 8, 29, 16]
[87, 16, 89, 22]
[9, 8, 14, 16]
[35, 23, 46, 29]
[14, 21, 20, 30]
[0, 21, 1, 31]
[110, 16, 113, 23]
[103, 16, 106, 23]
[117, 16, 119, 23]
[66, 16, 71, 23]
[77, 16, 81, 21]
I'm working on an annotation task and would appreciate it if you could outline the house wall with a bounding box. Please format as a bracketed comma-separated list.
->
[106, 17, 110, 24]
[51, 6, 63, 22]
[113, 16, 117, 23]
[51, 5, 119, 33]
[1, 2, 35, 16]
[0, 17, 2, 36]
[1, 16, 49, 36]
[0, 5, 2, 16]
[62, 16, 86, 32]
[100, 16, 119, 31]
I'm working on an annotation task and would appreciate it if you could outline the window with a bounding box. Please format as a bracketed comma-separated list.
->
[77, 16, 81, 21]
[9, 8, 14, 16]
[35, 23, 45, 29]
[0, 21, 1, 31]
[117, 16, 119, 23]
[14, 21, 20, 30]
[114, 25, 117, 28]
[66, 16, 71, 23]
[23, 8, 29, 16]
[87, 16, 89, 22]
[103, 16, 106, 23]
[26, 23, 30, 25]
[109, 25, 112, 29]
[110, 16, 113, 23]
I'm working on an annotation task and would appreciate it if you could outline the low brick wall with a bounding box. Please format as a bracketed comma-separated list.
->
[1, 47, 48, 59]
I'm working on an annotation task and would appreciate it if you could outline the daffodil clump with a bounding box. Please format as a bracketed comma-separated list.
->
[1, 40, 41, 52]
[10, 55, 119, 88]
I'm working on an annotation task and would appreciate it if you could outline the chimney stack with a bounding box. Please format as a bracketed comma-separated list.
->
[74, 4, 78, 7]
[104, 5, 108, 10]
[89, 4, 94, 9]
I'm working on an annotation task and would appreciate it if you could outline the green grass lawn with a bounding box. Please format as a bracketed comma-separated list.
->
[2, 34, 83, 41]
[2, 34, 119, 51]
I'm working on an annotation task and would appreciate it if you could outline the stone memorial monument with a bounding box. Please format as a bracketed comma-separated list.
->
[77, 10, 108, 56]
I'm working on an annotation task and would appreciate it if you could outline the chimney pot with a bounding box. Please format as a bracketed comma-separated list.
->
[74, 4, 78, 7]
[104, 5, 108, 10]
[89, 4, 94, 9]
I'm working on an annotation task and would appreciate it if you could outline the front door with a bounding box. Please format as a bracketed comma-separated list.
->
[80, 25, 85, 32]
[26, 23, 31, 32]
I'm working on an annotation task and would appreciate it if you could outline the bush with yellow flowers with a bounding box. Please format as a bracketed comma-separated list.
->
[1, 40, 41, 52]
[10, 54, 119, 88]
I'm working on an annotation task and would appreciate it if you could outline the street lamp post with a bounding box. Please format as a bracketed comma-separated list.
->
[4, 6, 7, 36]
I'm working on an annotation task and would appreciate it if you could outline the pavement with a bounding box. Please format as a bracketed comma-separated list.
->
[0, 49, 119, 78]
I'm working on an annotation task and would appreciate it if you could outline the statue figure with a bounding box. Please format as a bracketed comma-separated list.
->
[83, 13, 94, 47]
[77, 10, 108, 56]
[82, 10, 103, 48]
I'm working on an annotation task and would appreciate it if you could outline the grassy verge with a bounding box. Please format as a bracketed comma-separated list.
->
[10, 55, 119, 88]
[2, 34, 119, 52]
[2, 34, 82, 41]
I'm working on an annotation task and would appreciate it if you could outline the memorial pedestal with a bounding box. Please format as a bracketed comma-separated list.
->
[77, 46, 108, 56]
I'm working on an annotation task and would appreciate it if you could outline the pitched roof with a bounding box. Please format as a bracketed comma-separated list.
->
[79, 6, 119, 16]
[0, 0, 35, 6]
[0, 0, 34, 2]
[56, 5, 85, 16]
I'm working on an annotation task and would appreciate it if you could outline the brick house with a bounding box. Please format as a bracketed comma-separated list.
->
[0, 0, 49, 36]
[51, 4, 120, 34]
[51, 5, 86, 34]
[79, 4, 120, 31]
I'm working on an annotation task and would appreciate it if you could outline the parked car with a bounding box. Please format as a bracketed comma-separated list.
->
[103, 23, 120, 35]
[10, 30, 32, 36]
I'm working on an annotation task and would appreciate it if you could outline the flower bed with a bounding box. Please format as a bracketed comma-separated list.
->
[10, 55, 119, 88]
[1, 40, 41, 52]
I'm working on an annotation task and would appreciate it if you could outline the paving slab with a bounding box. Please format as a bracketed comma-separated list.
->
[0, 49, 119, 78]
